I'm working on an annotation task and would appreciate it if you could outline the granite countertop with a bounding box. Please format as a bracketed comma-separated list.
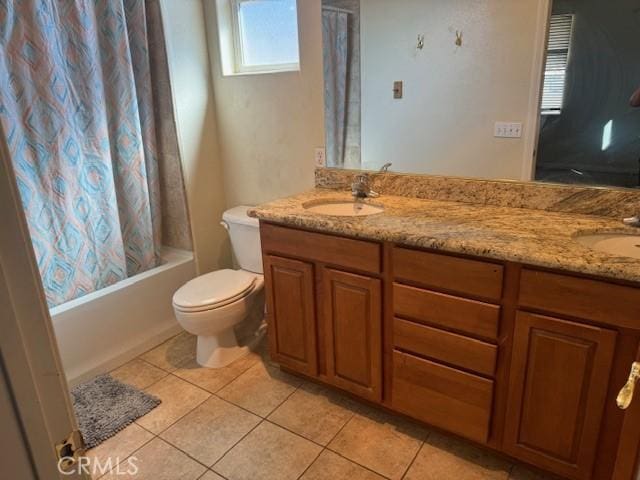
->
[249, 189, 640, 284]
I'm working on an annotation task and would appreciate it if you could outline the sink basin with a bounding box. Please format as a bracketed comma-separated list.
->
[575, 233, 640, 259]
[304, 201, 384, 216]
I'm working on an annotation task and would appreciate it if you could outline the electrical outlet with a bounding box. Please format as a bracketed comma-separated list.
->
[314, 147, 326, 167]
[494, 122, 523, 138]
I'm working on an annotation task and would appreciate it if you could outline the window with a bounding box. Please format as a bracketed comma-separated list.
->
[217, 0, 300, 75]
[540, 14, 574, 115]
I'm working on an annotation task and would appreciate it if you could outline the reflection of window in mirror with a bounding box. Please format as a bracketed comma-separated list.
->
[535, 1, 640, 188]
[540, 14, 574, 116]
[321, 0, 361, 169]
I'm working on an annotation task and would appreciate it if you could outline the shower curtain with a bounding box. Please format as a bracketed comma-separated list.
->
[0, 0, 180, 307]
[322, 8, 349, 167]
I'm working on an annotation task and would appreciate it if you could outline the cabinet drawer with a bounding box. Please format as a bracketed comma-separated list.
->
[394, 247, 504, 301]
[392, 350, 494, 443]
[394, 283, 500, 341]
[261, 223, 381, 274]
[519, 269, 640, 328]
[394, 318, 497, 376]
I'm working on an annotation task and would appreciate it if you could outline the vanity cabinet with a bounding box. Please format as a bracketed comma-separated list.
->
[263, 255, 318, 376]
[261, 223, 383, 397]
[322, 268, 382, 401]
[260, 222, 640, 480]
[503, 311, 616, 480]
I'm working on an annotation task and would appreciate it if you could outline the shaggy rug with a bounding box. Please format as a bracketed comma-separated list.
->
[71, 374, 161, 449]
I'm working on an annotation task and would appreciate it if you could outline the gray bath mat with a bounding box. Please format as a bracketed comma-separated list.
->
[71, 374, 161, 449]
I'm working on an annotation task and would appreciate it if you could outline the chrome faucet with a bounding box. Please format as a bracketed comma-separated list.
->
[379, 162, 392, 173]
[351, 174, 379, 199]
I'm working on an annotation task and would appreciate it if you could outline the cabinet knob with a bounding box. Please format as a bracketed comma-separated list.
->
[617, 361, 640, 409]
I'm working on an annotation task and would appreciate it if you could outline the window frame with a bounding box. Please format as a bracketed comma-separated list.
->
[228, 0, 301, 75]
[540, 13, 575, 116]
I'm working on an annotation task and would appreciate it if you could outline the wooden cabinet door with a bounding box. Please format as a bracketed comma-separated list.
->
[264, 255, 317, 376]
[504, 311, 617, 480]
[323, 268, 382, 402]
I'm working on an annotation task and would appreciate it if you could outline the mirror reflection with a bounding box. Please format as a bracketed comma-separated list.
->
[321, 0, 640, 188]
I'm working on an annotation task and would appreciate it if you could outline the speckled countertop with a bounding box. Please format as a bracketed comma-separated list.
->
[249, 189, 640, 284]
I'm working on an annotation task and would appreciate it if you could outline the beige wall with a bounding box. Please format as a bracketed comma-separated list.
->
[162, 0, 231, 273]
[360, 0, 544, 180]
[204, 0, 325, 206]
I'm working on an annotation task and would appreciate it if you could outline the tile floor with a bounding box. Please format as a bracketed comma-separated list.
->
[88, 332, 558, 480]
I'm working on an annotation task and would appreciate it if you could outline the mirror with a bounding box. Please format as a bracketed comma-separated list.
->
[321, 0, 640, 188]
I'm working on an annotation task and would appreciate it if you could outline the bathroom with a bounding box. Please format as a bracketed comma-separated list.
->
[2, 0, 640, 479]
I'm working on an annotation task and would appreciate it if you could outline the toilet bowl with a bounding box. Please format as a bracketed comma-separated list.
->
[172, 206, 265, 368]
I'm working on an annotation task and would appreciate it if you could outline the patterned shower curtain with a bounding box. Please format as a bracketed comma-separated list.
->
[0, 0, 165, 307]
[322, 8, 349, 168]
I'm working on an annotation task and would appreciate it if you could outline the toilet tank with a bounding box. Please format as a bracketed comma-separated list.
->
[222, 206, 263, 274]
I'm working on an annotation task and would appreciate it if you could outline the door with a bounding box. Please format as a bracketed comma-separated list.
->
[264, 255, 318, 376]
[504, 311, 617, 480]
[323, 268, 382, 401]
[1, 138, 89, 478]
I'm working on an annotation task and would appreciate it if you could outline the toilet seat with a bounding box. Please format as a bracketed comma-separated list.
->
[173, 269, 257, 313]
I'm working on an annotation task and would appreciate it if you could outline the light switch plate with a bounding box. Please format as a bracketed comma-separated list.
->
[314, 147, 326, 167]
[393, 81, 403, 99]
[494, 122, 523, 138]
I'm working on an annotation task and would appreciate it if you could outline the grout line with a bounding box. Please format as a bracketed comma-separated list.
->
[295, 446, 326, 480]
[168, 356, 262, 396]
[210, 418, 266, 473]
[399, 440, 424, 479]
[155, 434, 219, 472]
[262, 418, 327, 449]
[323, 447, 394, 480]
[92, 432, 158, 480]
[139, 385, 212, 437]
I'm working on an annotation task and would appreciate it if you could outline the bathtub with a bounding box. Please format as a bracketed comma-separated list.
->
[50, 247, 196, 386]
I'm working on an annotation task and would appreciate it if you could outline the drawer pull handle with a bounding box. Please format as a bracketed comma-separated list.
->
[617, 362, 640, 409]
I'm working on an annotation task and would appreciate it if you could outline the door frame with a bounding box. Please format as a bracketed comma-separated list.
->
[0, 133, 87, 479]
[520, 0, 552, 181]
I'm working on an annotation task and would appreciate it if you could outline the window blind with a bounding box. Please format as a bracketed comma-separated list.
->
[541, 14, 574, 115]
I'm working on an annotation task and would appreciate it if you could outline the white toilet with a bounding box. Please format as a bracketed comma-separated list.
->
[172, 206, 265, 368]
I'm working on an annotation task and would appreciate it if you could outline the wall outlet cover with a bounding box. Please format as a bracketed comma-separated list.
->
[314, 147, 326, 167]
[494, 122, 523, 138]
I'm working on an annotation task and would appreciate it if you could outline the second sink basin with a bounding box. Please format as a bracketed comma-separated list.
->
[576, 233, 640, 259]
[304, 201, 384, 216]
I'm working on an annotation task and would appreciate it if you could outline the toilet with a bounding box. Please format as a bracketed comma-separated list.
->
[172, 206, 265, 368]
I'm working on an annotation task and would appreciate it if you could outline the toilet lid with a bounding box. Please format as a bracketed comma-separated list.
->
[173, 269, 256, 311]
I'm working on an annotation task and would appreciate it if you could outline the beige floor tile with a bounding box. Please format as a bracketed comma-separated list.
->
[87, 423, 153, 479]
[199, 471, 226, 480]
[110, 358, 167, 390]
[136, 375, 210, 434]
[173, 350, 260, 393]
[404, 432, 512, 480]
[509, 464, 559, 480]
[301, 450, 384, 480]
[217, 362, 303, 417]
[268, 381, 357, 445]
[213, 421, 321, 480]
[140, 332, 196, 372]
[160, 396, 261, 466]
[101, 438, 205, 480]
[328, 407, 426, 480]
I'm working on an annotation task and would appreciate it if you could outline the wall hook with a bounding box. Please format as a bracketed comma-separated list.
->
[416, 34, 425, 50]
[455, 30, 463, 47]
